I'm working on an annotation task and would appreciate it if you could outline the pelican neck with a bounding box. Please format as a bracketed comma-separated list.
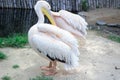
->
[35, 6, 45, 23]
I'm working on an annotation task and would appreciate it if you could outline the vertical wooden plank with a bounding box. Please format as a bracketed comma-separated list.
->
[87, 0, 90, 9]
[62, 0, 64, 10]
[111, 0, 112, 8]
[91, 0, 93, 9]
[75, 0, 78, 11]
[29, 0, 32, 9]
[113, 0, 115, 8]
[101, 0, 103, 8]
[94, 0, 96, 9]
[112, 0, 114, 7]
[68, 0, 71, 11]
[114, 0, 116, 8]
[1, 0, 2, 8]
[19, 0, 21, 8]
[56, 0, 58, 11]
[107, 0, 108, 8]
[89, 0, 91, 9]
[110, 0, 111, 8]
[51, 0, 54, 11]
[54, 0, 57, 11]
[105, 0, 107, 7]
[118, 0, 119, 8]
[96, 0, 98, 8]
[0, 0, 120, 10]
[13, 0, 15, 8]
[79, 0, 81, 11]
[66, 0, 68, 11]
[90, 0, 92, 9]
[101, 0, 105, 8]
[115, 0, 117, 8]
[92, 0, 94, 9]
[58, 0, 61, 11]
[103, 0, 105, 8]
[111, 0, 113, 8]
[106, 0, 108, 8]
[5, 0, 6, 8]
[89, 0, 92, 9]
[65, 0, 68, 11]
[97, 0, 99, 8]
[117, 0, 119, 8]
[116, 0, 118, 8]
[93, 0, 96, 9]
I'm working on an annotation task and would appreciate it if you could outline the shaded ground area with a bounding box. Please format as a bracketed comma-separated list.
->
[82, 8, 120, 35]
[84, 8, 120, 24]
[0, 31, 120, 80]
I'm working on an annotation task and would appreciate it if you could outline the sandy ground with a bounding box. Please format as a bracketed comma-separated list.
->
[81, 8, 120, 35]
[82, 8, 120, 24]
[0, 31, 120, 80]
[0, 8, 120, 80]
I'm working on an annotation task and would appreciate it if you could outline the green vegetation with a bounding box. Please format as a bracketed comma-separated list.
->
[12, 64, 19, 69]
[0, 34, 28, 48]
[0, 51, 7, 60]
[30, 76, 53, 80]
[108, 35, 120, 43]
[82, 0, 88, 11]
[1, 75, 11, 80]
[95, 30, 120, 43]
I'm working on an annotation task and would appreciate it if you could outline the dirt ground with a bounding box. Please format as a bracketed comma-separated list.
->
[83, 8, 120, 24]
[83, 8, 120, 35]
[0, 31, 120, 80]
[0, 8, 120, 80]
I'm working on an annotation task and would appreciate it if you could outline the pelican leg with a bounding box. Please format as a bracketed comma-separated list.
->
[43, 61, 57, 76]
[53, 61, 57, 69]
[40, 61, 53, 70]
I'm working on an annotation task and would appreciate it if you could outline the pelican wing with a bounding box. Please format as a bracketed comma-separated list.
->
[31, 34, 71, 62]
[31, 24, 80, 70]
[32, 34, 79, 70]
[37, 24, 79, 49]
[59, 10, 88, 36]
[37, 24, 80, 56]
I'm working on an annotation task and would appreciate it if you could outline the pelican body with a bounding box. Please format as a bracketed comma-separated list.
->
[28, 0, 80, 75]
[51, 10, 88, 45]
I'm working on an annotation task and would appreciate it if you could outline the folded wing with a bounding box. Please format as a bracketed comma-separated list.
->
[30, 24, 80, 70]
[59, 10, 88, 36]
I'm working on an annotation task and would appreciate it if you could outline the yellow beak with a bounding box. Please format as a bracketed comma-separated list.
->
[41, 7, 56, 25]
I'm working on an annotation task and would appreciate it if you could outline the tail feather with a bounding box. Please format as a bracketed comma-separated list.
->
[64, 53, 79, 71]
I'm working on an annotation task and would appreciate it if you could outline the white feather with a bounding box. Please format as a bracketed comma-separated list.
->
[52, 10, 88, 39]
[37, 23, 80, 56]
[59, 10, 88, 35]
[28, 0, 81, 71]
[28, 24, 80, 70]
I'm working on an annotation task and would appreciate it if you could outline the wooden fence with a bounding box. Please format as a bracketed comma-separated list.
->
[0, 0, 120, 11]
[87, 0, 120, 9]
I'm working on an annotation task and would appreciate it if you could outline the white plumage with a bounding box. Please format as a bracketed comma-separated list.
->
[28, 0, 80, 74]
[51, 10, 88, 40]
[28, 24, 80, 70]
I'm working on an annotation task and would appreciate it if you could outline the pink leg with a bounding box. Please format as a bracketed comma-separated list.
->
[40, 61, 53, 71]
[43, 61, 57, 76]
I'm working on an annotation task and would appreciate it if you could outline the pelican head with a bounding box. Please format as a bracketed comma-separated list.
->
[34, 0, 56, 25]
[35, 0, 51, 10]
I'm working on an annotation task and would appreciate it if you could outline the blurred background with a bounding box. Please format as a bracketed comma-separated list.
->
[0, 0, 120, 37]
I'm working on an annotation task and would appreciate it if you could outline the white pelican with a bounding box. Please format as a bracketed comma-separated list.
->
[28, 0, 80, 75]
[51, 9, 88, 45]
